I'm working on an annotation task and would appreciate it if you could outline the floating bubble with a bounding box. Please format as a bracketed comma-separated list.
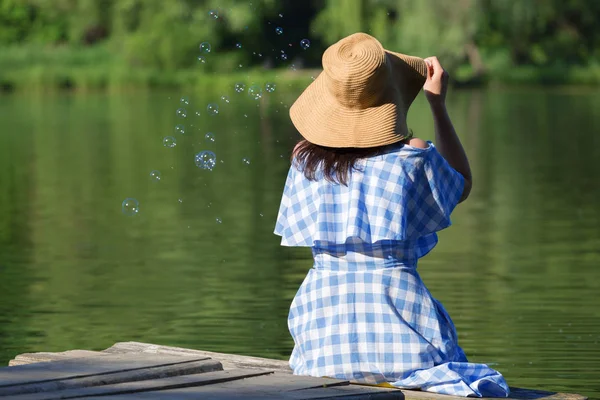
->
[195, 110, 201, 116]
[199, 42, 211, 54]
[176, 108, 187, 118]
[216, 217, 222, 224]
[180, 96, 189, 105]
[265, 83, 276, 93]
[195, 150, 217, 170]
[205, 132, 215, 142]
[278, 13, 283, 17]
[275, 27, 283, 35]
[242, 158, 251, 165]
[178, 198, 183, 203]
[208, 10, 218, 19]
[235, 43, 242, 49]
[281, 53, 288, 61]
[175, 124, 185, 135]
[122, 198, 139, 216]
[248, 85, 263, 100]
[221, 95, 230, 103]
[206, 103, 219, 116]
[197, 55, 206, 64]
[149, 170, 161, 182]
[163, 136, 177, 148]
[234, 83, 246, 93]
[289, 64, 297, 71]
[300, 39, 311, 50]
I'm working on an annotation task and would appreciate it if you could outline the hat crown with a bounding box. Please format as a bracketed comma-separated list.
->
[322, 33, 392, 109]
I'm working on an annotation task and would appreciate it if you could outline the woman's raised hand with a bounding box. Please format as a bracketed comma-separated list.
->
[423, 56, 449, 109]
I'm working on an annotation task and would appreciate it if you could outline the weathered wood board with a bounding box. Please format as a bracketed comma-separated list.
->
[7, 369, 275, 400]
[0, 353, 212, 390]
[1, 359, 222, 398]
[86, 372, 403, 399]
[103, 341, 292, 373]
[2, 342, 589, 400]
[9, 351, 101, 367]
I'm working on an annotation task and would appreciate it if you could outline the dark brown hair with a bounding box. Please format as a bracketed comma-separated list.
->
[292, 140, 387, 186]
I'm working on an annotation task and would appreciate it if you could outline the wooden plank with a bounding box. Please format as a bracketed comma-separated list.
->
[285, 385, 404, 399]
[0, 359, 222, 398]
[7, 369, 273, 400]
[386, 386, 588, 400]
[103, 341, 292, 373]
[5, 343, 588, 400]
[83, 373, 401, 400]
[9, 351, 102, 367]
[0, 353, 210, 388]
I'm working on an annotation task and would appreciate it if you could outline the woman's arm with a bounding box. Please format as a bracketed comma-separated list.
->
[423, 56, 472, 202]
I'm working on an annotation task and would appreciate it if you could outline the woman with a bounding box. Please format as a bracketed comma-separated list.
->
[274, 33, 509, 397]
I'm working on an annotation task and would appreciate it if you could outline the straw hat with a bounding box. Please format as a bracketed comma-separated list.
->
[290, 32, 427, 148]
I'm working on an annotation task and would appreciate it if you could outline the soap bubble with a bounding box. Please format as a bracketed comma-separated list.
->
[149, 170, 161, 182]
[199, 42, 211, 54]
[235, 43, 242, 49]
[242, 158, 250, 165]
[163, 136, 177, 148]
[205, 132, 215, 142]
[234, 83, 246, 93]
[216, 217, 222, 224]
[195, 110, 201, 116]
[208, 10, 218, 19]
[265, 83, 276, 93]
[122, 198, 139, 216]
[300, 39, 311, 50]
[221, 95, 230, 103]
[280, 53, 288, 61]
[207, 103, 219, 116]
[175, 124, 185, 135]
[197, 56, 206, 64]
[278, 13, 283, 17]
[248, 85, 263, 100]
[195, 150, 217, 171]
[275, 27, 283, 35]
[176, 108, 187, 118]
[180, 96, 189, 105]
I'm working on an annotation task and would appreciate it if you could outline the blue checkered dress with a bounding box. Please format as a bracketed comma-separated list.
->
[274, 142, 509, 397]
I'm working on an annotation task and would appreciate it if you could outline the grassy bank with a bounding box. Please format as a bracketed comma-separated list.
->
[1, 45, 600, 93]
[0, 45, 316, 93]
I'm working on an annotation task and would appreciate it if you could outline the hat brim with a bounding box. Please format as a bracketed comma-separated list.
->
[290, 51, 427, 149]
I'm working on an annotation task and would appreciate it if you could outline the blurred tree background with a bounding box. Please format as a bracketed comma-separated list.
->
[0, 0, 599, 91]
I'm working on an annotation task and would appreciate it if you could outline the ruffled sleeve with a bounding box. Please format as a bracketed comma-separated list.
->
[274, 142, 465, 248]
[414, 143, 465, 233]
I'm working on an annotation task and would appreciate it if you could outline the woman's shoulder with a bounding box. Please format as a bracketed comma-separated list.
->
[405, 137, 429, 149]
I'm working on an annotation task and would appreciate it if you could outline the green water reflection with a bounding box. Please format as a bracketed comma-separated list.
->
[0, 88, 599, 398]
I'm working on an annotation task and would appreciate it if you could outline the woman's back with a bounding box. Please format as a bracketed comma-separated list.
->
[275, 32, 508, 397]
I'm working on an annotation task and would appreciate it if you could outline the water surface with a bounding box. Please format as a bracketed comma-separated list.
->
[0, 87, 599, 398]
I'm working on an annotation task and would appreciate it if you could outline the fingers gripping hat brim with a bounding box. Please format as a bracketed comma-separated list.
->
[289, 33, 427, 149]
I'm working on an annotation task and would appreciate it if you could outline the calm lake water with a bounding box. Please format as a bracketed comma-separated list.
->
[0, 86, 599, 398]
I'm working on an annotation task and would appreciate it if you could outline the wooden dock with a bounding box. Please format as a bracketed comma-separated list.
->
[0, 342, 587, 399]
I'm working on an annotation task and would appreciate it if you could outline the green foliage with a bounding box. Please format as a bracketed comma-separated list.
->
[0, 0, 599, 89]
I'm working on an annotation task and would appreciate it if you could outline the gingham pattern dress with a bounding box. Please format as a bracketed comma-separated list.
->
[275, 142, 510, 397]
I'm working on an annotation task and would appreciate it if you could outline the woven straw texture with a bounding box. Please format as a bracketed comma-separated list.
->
[290, 32, 427, 148]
